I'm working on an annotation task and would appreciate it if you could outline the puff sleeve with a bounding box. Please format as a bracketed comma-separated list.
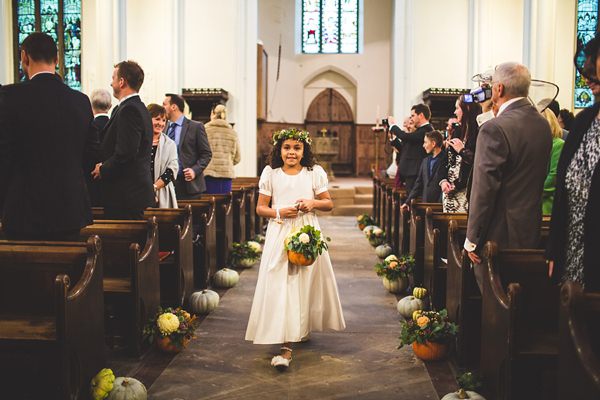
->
[258, 165, 273, 196]
[312, 165, 329, 195]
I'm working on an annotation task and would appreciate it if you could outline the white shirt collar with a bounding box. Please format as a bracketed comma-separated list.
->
[94, 113, 110, 119]
[30, 71, 55, 79]
[497, 97, 525, 117]
[119, 93, 139, 104]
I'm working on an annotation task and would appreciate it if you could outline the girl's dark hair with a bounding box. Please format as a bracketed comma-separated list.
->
[456, 95, 482, 150]
[267, 139, 316, 169]
[559, 108, 575, 131]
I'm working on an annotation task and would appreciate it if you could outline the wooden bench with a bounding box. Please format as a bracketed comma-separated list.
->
[423, 209, 468, 311]
[231, 186, 248, 244]
[233, 176, 261, 237]
[480, 241, 559, 400]
[409, 199, 443, 287]
[80, 218, 159, 356]
[390, 188, 408, 255]
[0, 236, 104, 400]
[558, 281, 600, 399]
[378, 178, 395, 228]
[92, 206, 194, 308]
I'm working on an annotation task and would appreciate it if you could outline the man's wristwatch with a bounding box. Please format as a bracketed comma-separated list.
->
[153, 184, 158, 191]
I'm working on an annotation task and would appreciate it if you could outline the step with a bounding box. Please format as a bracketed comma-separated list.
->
[327, 187, 356, 199]
[355, 186, 373, 195]
[332, 197, 355, 206]
[330, 204, 372, 217]
[354, 194, 373, 205]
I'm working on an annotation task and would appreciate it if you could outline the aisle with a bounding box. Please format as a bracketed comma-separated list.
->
[148, 216, 439, 399]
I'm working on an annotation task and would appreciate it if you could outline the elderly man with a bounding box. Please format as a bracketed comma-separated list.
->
[464, 62, 552, 291]
[90, 88, 112, 141]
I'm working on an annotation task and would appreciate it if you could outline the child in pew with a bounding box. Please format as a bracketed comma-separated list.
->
[245, 128, 346, 368]
[400, 130, 448, 211]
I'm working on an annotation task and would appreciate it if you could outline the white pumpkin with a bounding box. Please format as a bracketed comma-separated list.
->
[384, 254, 398, 263]
[441, 389, 486, 400]
[383, 276, 409, 293]
[363, 225, 378, 235]
[247, 241, 262, 252]
[189, 289, 220, 314]
[214, 268, 239, 288]
[397, 295, 425, 317]
[106, 377, 147, 400]
[235, 258, 256, 268]
[375, 244, 393, 259]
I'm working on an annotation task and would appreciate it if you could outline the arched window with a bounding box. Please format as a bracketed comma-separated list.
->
[575, 0, 598, 108]
[302, 0, 359, 54]
[13, 0, 82, 90]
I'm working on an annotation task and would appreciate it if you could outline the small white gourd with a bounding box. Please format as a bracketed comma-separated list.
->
[214, 268, 239, 288]
[189, 289, 220, 314]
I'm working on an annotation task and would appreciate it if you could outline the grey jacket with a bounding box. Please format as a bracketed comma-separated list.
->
[177, 117, 212, 194]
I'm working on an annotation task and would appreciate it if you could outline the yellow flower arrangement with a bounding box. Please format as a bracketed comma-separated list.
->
[157, 313, 180, 335]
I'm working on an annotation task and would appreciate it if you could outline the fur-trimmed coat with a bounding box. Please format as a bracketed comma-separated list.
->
[203, 119, 241, 179]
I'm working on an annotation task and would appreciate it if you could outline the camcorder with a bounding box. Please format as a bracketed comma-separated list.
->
[381, 118, 389, 127]
[463, 83, 492, 103]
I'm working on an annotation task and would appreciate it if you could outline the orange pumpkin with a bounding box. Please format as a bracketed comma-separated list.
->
[412, 341, 448, 361]
[288, 250, 314, 266]
[155, 336, 189, 353]
[358, 223, 365, 230]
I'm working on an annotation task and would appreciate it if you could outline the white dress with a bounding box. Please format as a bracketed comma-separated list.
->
[245, 165, 346, 344]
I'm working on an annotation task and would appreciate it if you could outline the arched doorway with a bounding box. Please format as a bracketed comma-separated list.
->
[305, 88, 356, 176]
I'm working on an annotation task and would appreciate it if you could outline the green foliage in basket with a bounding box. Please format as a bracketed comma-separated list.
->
[398, 309, 458, 349]
[374, 253, 415, 281]
[284, 224, 331, 261]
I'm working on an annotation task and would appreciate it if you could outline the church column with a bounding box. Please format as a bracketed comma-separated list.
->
[524, 0, 558, 82]
[391, 0, 414, 119]
[233, 0, 258, 177]
[0, 0, 12, 84]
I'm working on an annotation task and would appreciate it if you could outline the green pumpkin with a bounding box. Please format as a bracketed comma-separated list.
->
[375, 244, 393, 259]
[214, 268, 239, 288]
[106, 377, 147, 400]
[397, 295, 425, 318]
[383, 276, 409, 293]
[189, 289, 220, 314]
[90, 368, 115, 400]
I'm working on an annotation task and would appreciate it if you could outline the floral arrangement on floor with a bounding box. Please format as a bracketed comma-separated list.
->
[251, 234, 265, 244]
[356, 213, 376, 228]
[143, 306, 197, 350]
[284, 224, 331, 262]
[365, 227, 385, 245]
[456, 370, 484, 392]
[374, 254, 415, 280]
[398, 309, 458, 349]
[229, 241, 262, 267]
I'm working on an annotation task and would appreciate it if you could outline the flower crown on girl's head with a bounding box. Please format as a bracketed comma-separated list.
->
[271, 128, 312, 145]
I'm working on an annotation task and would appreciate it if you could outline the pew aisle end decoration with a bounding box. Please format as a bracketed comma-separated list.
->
[284, 224, 331, 267]
[229, 241, 262, 268]
[374, 254, 414, 293]
[143, 306, 197, 353]
[375, 243, 393, 259]
[441, 371, 485, 400]
[365, 227, 385, 246]
[357, 213, 376, 230]
[399, 309, 458, 361]
[90, 368, 115, 400]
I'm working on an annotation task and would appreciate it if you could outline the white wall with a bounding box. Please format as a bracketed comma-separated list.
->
[1, 0, 13, 84]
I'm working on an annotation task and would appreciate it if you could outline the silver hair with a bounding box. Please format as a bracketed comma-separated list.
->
[493, 62, 531, 98]
[90, 88, 112, 112]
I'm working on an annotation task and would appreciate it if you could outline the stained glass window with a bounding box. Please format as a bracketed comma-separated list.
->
[13, 0, 82, 91]
[302, 0, 359, 54]
[575, 0, 599, 108]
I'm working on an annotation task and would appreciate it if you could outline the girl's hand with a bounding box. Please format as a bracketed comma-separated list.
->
[295, 199, 315, 213]
[279, 206, 299, 219]
[448, 138, 464, 152]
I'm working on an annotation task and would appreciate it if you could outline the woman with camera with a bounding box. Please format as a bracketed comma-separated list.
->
[439, 94, 482, 213]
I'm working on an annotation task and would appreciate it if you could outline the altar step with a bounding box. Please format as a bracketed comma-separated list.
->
[317, 186, 373, 217]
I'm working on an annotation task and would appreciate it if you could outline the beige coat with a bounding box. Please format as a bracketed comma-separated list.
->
[204, 119, 241, 179]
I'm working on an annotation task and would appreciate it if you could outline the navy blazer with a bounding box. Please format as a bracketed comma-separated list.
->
[404, 150, 447, 206]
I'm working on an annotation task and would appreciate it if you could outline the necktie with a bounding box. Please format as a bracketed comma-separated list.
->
[167, 123, 176, 141]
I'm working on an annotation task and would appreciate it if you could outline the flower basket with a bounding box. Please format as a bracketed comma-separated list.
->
[383, 276, 409, 293]
[143, 307, 197, 352]
[374, 254, 415, 284]
[284, 225, 331, 267]
[357, 213, 376, 230]
[365, 227, 385, 247]
[228, 241, 262, 268]
[412, 340, 448, 361]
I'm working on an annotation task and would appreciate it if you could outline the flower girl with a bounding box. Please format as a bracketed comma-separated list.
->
[245, 128, 345, 368]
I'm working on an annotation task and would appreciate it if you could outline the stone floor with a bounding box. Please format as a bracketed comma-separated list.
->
[146, 217, 448, 399]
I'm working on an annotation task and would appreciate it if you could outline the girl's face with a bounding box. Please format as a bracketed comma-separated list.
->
[152, 115, 166, 135]
[281, 139, 304, 168]
[454, 99, 463, 121]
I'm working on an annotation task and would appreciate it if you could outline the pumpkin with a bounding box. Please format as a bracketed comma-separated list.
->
[236, 258, 256, 268]
[413, 287, 427, 299]
[363, 225, 377, 235]
[189, 289, 220, 314]
[214, 268, 239, 288]
[383, 276, 409, 293]
[105, 377, 147, 400]
[288, 250, 314, 266]
[358, 223, 365, 230]
[441, 389, 486, 400]
[397, 295, 425, 317]
[90, 368, 115, 400]
[375, 244, 393, 259]
[412, 309, 422, 321]
[369, 237, 384, 246]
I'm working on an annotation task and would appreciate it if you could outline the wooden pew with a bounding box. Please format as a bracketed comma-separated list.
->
[423, 209, 468, 311]
[372, 177, 378, 224]
[92, 206, 194, 308]
[0, 236, 104, 400]
[178, 198, 217, 289]
[409, 199, 443, 287]
[558, 281, 600, 399]
[384, 183, 394, 243]
[391, 188, 408, 255]
[80, 218, 159, 356]
[378, 178, 395, 228]
[480, 241, 559, 400]
[233, 176, 260, 237]
[231, 186, 248, 244]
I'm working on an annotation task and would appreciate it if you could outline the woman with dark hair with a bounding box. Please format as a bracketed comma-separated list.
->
[246, 128, 345, 368]
[439, 95, 482, 212]
[546, 37, 600, 291]
[558, 108, 575, 131]
[147, 103, 178, 208]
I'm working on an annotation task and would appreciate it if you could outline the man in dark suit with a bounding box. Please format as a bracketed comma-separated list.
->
[0, 32, 98, 240]
[400, 130, 447, 211]
[465, 62, 552, 291]
[91, 60, 154, 220]
[163, 94, 212, 199]
[85, 88, 112, 206]
[387, 104, 434, 194]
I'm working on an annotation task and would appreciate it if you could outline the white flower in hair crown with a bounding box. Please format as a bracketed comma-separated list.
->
[271, 128, 312, 145]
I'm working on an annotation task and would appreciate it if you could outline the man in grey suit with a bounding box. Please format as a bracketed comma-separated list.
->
[163, 94, 212, 199]
[464, 62, 552, 291]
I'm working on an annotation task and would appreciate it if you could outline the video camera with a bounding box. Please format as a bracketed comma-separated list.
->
[463, 83, 492, 103]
